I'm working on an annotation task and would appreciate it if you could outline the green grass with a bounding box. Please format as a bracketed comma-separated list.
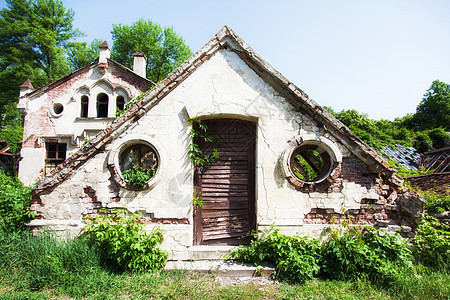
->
[0, 231, 449, 299]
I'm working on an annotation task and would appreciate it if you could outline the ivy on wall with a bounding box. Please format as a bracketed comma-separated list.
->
[187, 117, 219, 166]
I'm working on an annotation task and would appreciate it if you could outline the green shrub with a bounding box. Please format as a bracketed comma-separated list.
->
[413, 215, 450, 270]
[320, 226, 403, 283]
[80, 209, 168, 272]
[229, 227, 321, 283]
[422, 191, 450, 213]
[122, 166, 157, 188]
[231, 225, 413, 285]
[0, 171, 33, 234]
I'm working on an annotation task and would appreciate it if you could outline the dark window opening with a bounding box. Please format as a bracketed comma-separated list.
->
[116, 96, 125, 111]
[119, 144, 158, 173]
[119, 143, 159, 188]
[290, 144, 331, 182]
[80, 95, 89, 118]
[53, 103, 64, 115]
[45, 142, 67, 174]
[97, 93, 109, 118]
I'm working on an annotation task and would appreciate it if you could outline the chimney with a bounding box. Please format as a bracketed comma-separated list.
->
[133, 51, 147, 78]
[19, 79, 34, 98]
[99, 41, 110, 65]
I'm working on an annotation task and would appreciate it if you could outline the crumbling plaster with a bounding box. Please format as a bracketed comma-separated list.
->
[32, 48, 388, 260]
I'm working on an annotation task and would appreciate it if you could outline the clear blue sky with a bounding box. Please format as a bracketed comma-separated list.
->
[1, 0, 450, 120]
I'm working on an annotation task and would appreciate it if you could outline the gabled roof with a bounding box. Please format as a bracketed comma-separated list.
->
[23, 58, 153, 100]
[34, 25, 402, 194]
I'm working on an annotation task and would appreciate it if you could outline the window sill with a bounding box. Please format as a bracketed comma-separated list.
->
[75, 117, 115, 122]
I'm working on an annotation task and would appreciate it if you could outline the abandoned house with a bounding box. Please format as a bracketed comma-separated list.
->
[22, 26, 423, 260]
[17, 41, 152, 186]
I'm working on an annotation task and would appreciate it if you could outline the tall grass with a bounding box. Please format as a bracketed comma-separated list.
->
[0, 230, 118, 297]
[1, 230, 449, 299]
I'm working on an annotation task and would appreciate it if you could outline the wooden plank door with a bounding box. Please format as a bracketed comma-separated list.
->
[194, 119, 256, 245]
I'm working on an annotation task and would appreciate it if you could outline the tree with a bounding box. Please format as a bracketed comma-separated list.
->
[111, 19, 192, 83]
[0, 0, 80, 128]
[67, 39, 103, 70]
[407, 80, 450, 131]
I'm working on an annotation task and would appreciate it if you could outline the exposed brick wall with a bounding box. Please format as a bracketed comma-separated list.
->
[303, 155, 423, 236]
[81, 187, 103, 217]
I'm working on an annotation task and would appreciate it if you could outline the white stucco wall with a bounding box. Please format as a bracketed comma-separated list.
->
[33, 48, 382, 259]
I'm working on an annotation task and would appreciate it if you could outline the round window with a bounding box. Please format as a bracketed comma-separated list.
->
[50, 103, 64, 117]
[282, 135, 342, 186]
[119, 143, 159, 188]
[290, 144, 330, 182]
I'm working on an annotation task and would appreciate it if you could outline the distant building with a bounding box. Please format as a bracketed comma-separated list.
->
[17, 42, 152, 185]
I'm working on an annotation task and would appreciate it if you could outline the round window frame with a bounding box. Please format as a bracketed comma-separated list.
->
[282, 135, 342, 185]
[49, 102, 64, 118]
[108, 135, 165, 190]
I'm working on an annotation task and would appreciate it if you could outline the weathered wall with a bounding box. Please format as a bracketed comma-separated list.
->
[19, 63, 147, 186]
[30, 48, 422, 260]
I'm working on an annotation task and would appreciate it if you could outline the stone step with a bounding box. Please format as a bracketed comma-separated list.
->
[187, 245, 235, 260]
[165, 260, 275, 278]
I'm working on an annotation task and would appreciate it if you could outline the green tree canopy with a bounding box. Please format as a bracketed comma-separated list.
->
[0, 0, 81, 128]
[66, 39, 103, 70]
[405, 80, 450, 131]
[111, 19, 192, 83]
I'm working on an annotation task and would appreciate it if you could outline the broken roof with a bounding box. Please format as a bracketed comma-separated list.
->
[34, 25, 402, 194]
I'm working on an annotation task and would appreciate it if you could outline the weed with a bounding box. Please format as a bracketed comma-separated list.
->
[80, 209, 168, 272]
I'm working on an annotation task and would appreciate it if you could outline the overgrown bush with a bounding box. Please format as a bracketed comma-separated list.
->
[320, 226, 412, 284]
[229, 227, 322, 283]
[0, 171, 33, 234]
[231, 225, 413, 285]
[422, 190, 450, 213]
[413, 215, 450, 270]
[80, 209, 168, 272]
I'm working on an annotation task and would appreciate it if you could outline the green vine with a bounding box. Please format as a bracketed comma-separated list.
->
[122, 166, 157, 188]
[192, 189, 204, 207]
[187, 117, 220, 166]
[115, 90, 149, 118]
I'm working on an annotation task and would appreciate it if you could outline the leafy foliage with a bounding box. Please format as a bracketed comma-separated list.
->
[422, 190, 450, 213]
[413, 215, 450, 270]
[320, 226, 412, 283]
[80, 209, 168, 272]
[0, 230, 104, 292]
[229, 227, 322, 283]
[0, 171, 33, 234]
[0, 0, 81, 121]
[122, 166, 156, 188]
[187, 117, 220, 166]
[327, 106, 450, 153]
[231, 225, 413, 285]
[111, 19, 192, 83]
[292, 150, 323, 181]
[405, 80, 450, 131]
[115, 90, 147, 118]
[66, 39, 103, 70]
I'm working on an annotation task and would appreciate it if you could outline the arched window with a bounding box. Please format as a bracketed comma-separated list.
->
[116, 95, 125, 111]
[96, 93, 108, 118]
[80, 95, 89, 118]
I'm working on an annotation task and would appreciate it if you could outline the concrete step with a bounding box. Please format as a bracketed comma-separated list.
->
[165, 260, 275, 278]
[188, 245, 234, 260]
